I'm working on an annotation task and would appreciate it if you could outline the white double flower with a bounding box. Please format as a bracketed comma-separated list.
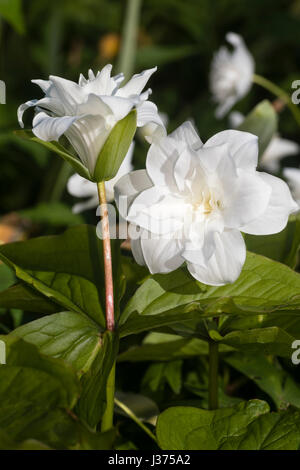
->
[115, 122, 298, 286]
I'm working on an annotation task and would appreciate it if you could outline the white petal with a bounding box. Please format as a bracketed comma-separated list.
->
[117, 67, 157, 98]
[114, 169, 153, 218]
[146, 135, 183, 191]
[67, 173, 96, 198]
[32, 112, 79, 141]
[222, 169, 272, 228]
[241, 172, 299, 235]
[48, 75, 85, 112]
[136, 101, 159, 127]
[186, 229, 246, 286]
[128, 188, 184, 235]
[130, 230, 146, 266]
[18, 97, 64, 128]
[169, 121, 203, 150]
[140, 231, 183, 274]
[65, 114, 110, 173]
[100, 95, 134, 121]
[204, 129, 258, 171]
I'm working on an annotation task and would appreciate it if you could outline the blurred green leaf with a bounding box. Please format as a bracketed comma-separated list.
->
[15, 130, 91, 180]
[0, 282, 60, 314]
[142, 360, 183, 395]
[93, 110, 136, 182]
[238, 100, 278, 158]
[0, 263, 14, 291]
[0, 0, 25, 34]
[20, 202, 84, 227]
[136, 45, 199, 68]
[244, 214, 300, 269]
[225, 352, 300, 410]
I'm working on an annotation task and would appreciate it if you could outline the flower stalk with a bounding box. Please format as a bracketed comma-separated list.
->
[208, 340, 219, 410]
[97, 181, 115, 332]
[97, 181, 115, 431]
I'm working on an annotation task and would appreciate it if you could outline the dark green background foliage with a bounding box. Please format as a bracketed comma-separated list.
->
[0, 0, 300, 451]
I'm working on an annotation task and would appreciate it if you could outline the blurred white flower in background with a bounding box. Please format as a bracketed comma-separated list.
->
[115, 122, 298, 286]
[210, 33, 254, 119]
[283, 167, 300, 207]
[68, 142, 134, 213]
[229, 111, 300, 172]
[18, 65, 165, 175]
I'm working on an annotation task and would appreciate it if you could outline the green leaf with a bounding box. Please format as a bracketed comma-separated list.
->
[119, 252, 300, 337]
[76, 331, 119, 428]
[238, 100, 278, 158]
[0, 263, 14, 291]
[20, 202, 84, 227]
[0, 283, 60, 314]
[0, 225, 107, 328]
[10, 311, 102, 374]
[0, 0, 25, 34]
[15, 130, 91, 180]
[0, 337, 81, 447]
[93, 110, 136, 182]
[244, 214, 300, 268]
[157, 399, 269, 450]
[157, 399, 300, 450]
[225, 352, 300, 410]
[115, 392, 159, 424]
[142, 360, 183, 395]
[220, 326, 296, 357]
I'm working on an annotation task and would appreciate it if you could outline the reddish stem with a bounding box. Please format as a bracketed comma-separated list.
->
[97, 181, 115, 331]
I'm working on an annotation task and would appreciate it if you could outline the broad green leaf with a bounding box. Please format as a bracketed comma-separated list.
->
[0, 0, 25, 34]
[20, 202, 84, 227]
[225, 352, 300, 410]
[93, 110, 136, 182]
[2, 336, 79, 408]
[10, 311, 102, 374]
[0, 225, 107, 328]
[238, 100, 277, 158]
[157, 399, 269, 450]
[119, 252, 300, 337]
[15, 130, 91, 180]
[157, 400, 300, 450]
[244, 214, 300, 268]
[0, 338, 80, 446]
[0, 283, 60, 314]
[76, 331, 119, 428]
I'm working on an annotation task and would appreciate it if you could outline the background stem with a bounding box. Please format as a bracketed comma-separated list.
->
[209, 340, 219, 410]
[253, 73, 300, 128]
[116, 0, 142, 79]
[101, 363, 116, 432]
[114, 396, 157, 443]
